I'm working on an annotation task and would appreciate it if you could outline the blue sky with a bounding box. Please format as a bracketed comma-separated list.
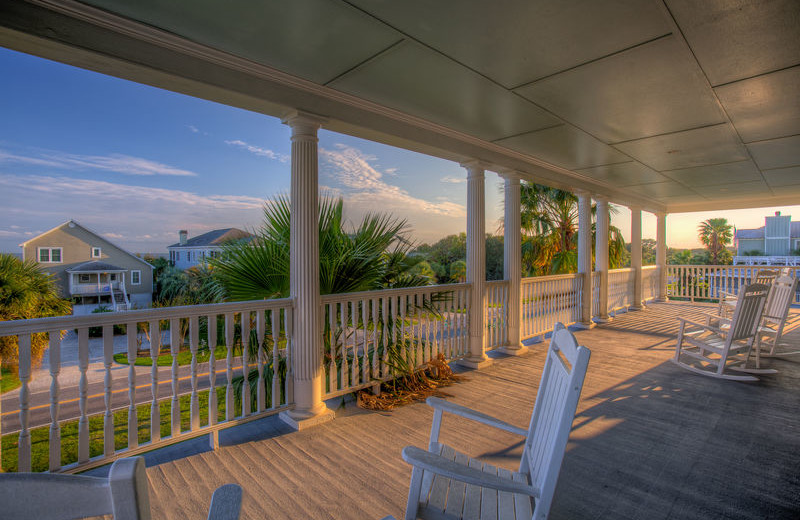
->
[0, 46, 797, 254]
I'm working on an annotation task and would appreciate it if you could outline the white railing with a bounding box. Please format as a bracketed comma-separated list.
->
[520, 273, 582, 340]
[70, 281, 121, 295]
[608, 268, 635, 313]
[733, 256, 800, 266]
[642, 265, 659, 302]
[320, 284, 470, 399]
[591, 272, 600, 318]
[485, 280, 509, 351]
[667, 265, 800, 302]
[0, 298, 292, 473]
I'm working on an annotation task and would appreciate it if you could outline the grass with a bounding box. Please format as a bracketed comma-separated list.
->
[1, 366, 21, 394]
[0, 381, 287, 473]
[113, 344, 230, 367]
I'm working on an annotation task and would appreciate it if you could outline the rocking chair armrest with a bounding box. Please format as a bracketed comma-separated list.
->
[719, 290, 737, 300]
[402, 446, 539, 498]
[677, 317, 719, 332]
[426, 397, 528, 436]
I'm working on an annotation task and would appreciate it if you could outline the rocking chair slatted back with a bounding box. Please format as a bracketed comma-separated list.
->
[523, 323, 591, 516]
[729, 283, 769, 342]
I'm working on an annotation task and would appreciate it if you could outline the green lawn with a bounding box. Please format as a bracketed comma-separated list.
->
[1, 366, 21, 394]
[113, 344, 230, 367]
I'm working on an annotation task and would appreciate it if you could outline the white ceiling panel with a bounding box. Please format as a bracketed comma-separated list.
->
[81, 0, 401, 84]
[662, 161, 762, 187]
[633, 181, 698, 198]
[614, 124, 748, 171]
[575, 162, 666, 186]
[515, 36, 725, 143]
[346, 0, 669, 89]
[747, 135, 800, 170]
[716, 66, 800, 143]
[763, 167, 800, 187]
[329, 41, 560, 141]
[665, 0, 800, 86]
[495, 125, 630, 171]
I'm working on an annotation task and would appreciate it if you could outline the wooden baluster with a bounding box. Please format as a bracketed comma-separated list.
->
[127, 321, 138, 449]
[149, 320, 160, 444]
[207, 313, 218, 449]
[241, 311, 251, 416]
[327, 303, 335, 393]
[381, 297, 389, 379]
[77, 327, 89, 464]
[48, 330, 62, 471]
[189, 315, 200, 430]
[371, 298, 379, 380]
[341, 301, 349, 390]
[102, 325, 115, 457]
[361, 298, 369, 385]
[271, 308, 281, 408]
[170, 318, 180, 437]
[256, 309, 266, 412]
[17, 334, 32, 472]
[225, 313, 234, 421]
[284, 308, 293, 405]
[351, 301, 360, 387]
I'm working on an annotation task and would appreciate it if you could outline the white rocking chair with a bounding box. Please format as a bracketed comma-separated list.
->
[0, 456, 242, 520]
[673, 283, 769, 381]
[717, 268, 779, 318]
[399, 322, 591, 520]
[752, 274, 800, 363]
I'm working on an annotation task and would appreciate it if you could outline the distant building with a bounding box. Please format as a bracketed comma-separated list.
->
[167, 228, 252, 270]
[20, 220, 154, 314]
[734, 212, 800, 265]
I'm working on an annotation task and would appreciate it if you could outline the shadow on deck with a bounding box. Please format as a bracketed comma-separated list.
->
[90, 302, 800, 519]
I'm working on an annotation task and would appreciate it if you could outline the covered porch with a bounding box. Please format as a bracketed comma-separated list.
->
[120, 301, 800, 519]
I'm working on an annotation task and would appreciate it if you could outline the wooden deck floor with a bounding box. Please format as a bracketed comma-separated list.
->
[111, 302, 800, 519]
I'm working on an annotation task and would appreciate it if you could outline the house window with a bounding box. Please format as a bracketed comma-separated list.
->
[79, 274, 91, 283]
[176, 251, 181, 261]
[131, 270, 141, 285]
[38, 247, 62, 263]
[109, 274, 117, 281]
[91, 247, 101, 258]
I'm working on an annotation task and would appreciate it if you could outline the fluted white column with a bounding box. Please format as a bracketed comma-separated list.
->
[656, 212, 668, 301]
[595, 196, 611, 321]
[460, 161, 491, 368]
[631, 206, 644, 310]
[499, 172, 526, 355]
[576, 191, 595, 328]
[280, 111, 334, 430]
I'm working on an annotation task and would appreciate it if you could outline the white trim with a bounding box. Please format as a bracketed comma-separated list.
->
[131, 270, 141, 285]
[37, 246, 63, 263]
[91, 246, 102, 258]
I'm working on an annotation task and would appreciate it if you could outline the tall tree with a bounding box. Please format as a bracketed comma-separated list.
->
[210, 195, 428, 301]
[698, 218, 733, 265]
[0, 254, 71, 367]
[519, 183, 626, 275]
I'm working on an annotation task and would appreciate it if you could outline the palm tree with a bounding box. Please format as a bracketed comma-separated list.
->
[210, 194, 429, 301]
[0, 254, 71, 367]
[518, 183, 626, 275]
[698, 218, 733, 265]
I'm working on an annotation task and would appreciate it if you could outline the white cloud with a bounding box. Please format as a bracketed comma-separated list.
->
[0, 149, 198, 177]
[320, 145, 464, 219]
[440, 175, 465, 184]
[0, 174, 265, 251]
[225, 140, 289, 162]
[188, 125, 200, 133]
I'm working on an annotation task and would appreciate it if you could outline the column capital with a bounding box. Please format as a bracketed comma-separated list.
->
[281, 111, 328, 137]
[496, 168, 524, 181]
[460, 159, 489, 173]
[573, 188, 591, 199]
[655, 210, 668, 219]
[628, 204, 643, 213]
[594, 194, 609, 204]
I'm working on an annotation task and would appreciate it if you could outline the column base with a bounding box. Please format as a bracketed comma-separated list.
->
[457, 356, 493, 369]
[655, 297, 669, 302]
[573, 321, 596, 330]
[630, 304, 646, 311]
[279, 406, 335, 431]
[498, 344, 528, 356]
[595, 315, 612, 323]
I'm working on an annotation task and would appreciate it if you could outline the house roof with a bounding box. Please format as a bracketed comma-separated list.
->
[20, 220, 153, 268]
[736, 227, 765, 240]
[67, 260, 126, 273]
[168, 228, 253, 248]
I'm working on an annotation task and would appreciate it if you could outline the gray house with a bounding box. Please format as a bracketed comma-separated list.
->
[734, 212, 800, 265]
[21, 220, 154, 313]
[167, 228, 252, 270]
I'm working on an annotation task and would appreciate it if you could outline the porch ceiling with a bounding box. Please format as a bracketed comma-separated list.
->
[1, 0, 798, 213]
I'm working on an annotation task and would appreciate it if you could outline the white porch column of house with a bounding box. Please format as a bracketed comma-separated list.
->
[656, 212, 668, 301]
[460, 161, 492, 368]
[630, 206, 644, 310]
[279, 111, 334, 430]
[576, 190, 595, 328]
[595, 195, 611, 321]
[499, 171, 526, 355]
